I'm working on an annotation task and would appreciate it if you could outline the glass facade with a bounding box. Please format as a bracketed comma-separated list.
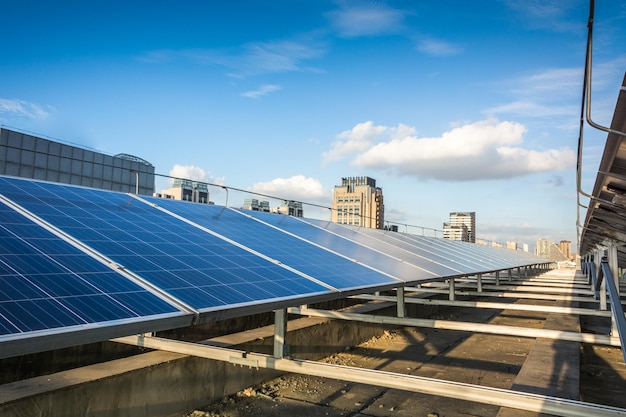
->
[0, 128, 155, 195]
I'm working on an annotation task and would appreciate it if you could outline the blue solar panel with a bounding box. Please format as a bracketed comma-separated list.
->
[0, 177, 331, 311]
[0, 201, 182, 337]
[246, 213, 470, 277]
[143, 196, 403, 290]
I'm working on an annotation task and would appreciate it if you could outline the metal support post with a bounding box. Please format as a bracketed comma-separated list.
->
[495, 271, 500, 286]
[449, 278, 456, 301]
[397, 287, 406, 318]
[508, 268, 512, 281]
[477, 273, 483, 292]
[517, 267, 522, 280]
[608, 244, 620, 337]
[274, 308, 288, 358]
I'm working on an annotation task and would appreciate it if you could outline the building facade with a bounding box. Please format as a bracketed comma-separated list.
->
[559, 240, 572, 260]
[0, 127, 155, 195]
[331, 176, 384, 228]
[242, 198, 270, 212]
[443, 212, 476, 243]
[536, 238, 568, 262]
[160, 179, 210, 203]
[270, 200, 303, 217]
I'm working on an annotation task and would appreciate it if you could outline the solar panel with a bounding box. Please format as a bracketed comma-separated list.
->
[0, 201, 188, 341]
[250, 214, 474, 275]
[0, 177, 332, 314]
[143, 196, 405, 290]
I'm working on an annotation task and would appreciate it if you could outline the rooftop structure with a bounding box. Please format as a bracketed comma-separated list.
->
[0, 127, 155, 195]
[331, 176, 384, 229]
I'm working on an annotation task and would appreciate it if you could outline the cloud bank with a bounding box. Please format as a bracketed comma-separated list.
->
[323, 119, 575, 181]
[168, 164, 225, 186]
[250, 175, 330, 203]
[0, 98, 50, 120]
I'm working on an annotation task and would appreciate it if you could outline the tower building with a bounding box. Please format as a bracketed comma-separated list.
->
[443, 212, 476, 243]
[331, 176, 384, 229]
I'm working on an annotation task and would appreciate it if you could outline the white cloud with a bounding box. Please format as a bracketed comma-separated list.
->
[250, 175, 331, 203]
[167, 164, 225, 186]
[0, 98, 50, 119]
[326, 3, 406, 38]
[501, 0, 581, 32]
[416, 38, 464, 56]
[485, 100, 578, 118]
[324, 119, 576, 181]
[323, 121, 414, 164]
[139, 38, 327, 77]
[240, 84, 282, 99]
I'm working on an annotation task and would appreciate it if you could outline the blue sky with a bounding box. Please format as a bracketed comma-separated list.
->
[1, 1, 625, 251]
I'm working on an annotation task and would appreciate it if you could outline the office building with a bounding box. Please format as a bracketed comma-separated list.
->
[536, 238, 568, 262]
[270, 200, 303, 217]
[559, 240, 572, 260]
[242, 198, 270, 212]
[160, 179, 210, 203]
[331, 176, 384, 228]
[443, 212, 476, 243]
[0, 127, 155, 195]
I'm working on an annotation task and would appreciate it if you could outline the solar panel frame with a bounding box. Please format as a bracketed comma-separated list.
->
[0, 196, 192, 359]
[142, 196, 408, 291]
[0, 177, 336, 319]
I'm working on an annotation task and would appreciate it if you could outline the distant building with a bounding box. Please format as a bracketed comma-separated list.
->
[443, 224, 469, 241]
[331, 176, 384, 228]
[443, 212, 476, 243]
[160, 179, 210, 203]
[559, 240, 572, 260]
[506, 241, 518, 250]
[242, 198, 270, 212]
[271, 200, 303, 217]
[0, 127, 155, 195]
[536, 238, 567, 262]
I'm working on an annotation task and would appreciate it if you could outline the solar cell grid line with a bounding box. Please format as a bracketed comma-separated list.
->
[229, 209, 461, 279]
[393, 233, 529, 271]
[0, 177, 333, 313]
[301, 218, 480, 275]
[140, 195, 407, 291]
[385, 232, 502, 271]
[411, 234, 540, 269]
[362, 227, 508, 272]
[0, 200, 189, 349]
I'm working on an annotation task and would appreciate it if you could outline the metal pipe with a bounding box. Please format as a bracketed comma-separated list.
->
[289, 307, 620, 347]
[113, 334, 626, 417]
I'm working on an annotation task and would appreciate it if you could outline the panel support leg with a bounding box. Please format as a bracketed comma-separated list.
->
[397, 287, 406, 318]
[449, 278, 456, 301]
[495, 270, 500, 286]
[477, 273, 483, 292]
[274, 308, 288, 359]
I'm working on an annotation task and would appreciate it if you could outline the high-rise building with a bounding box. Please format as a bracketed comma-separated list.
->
[160, 179, 210, 203]
[0, 127, 155, 195]
[242, 198, 270, 212]
[536, 238, 567, 262]
[559, 240, 572, 260]
[443, 212, 476, 243]
[270, 200, 303, 217]
[331, 176, 384, 228]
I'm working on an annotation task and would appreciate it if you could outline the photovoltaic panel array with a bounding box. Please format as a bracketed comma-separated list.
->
[144, 196, 409, 289]
[0, 198, 191, 358]
[0, 177, 332, 314]
[0, 175, 549, 357]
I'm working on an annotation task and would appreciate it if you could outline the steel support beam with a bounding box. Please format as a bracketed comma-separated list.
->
[113, 334, 626, 417]
[396, 287, 406, 318]
[289, 307, 620, 347]
[403, 287, 597, 303]
[351, 294, 612, 317]
[274, 308, 288, 358]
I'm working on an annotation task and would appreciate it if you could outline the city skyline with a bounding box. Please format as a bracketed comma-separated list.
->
[1, 1, 625, 250]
